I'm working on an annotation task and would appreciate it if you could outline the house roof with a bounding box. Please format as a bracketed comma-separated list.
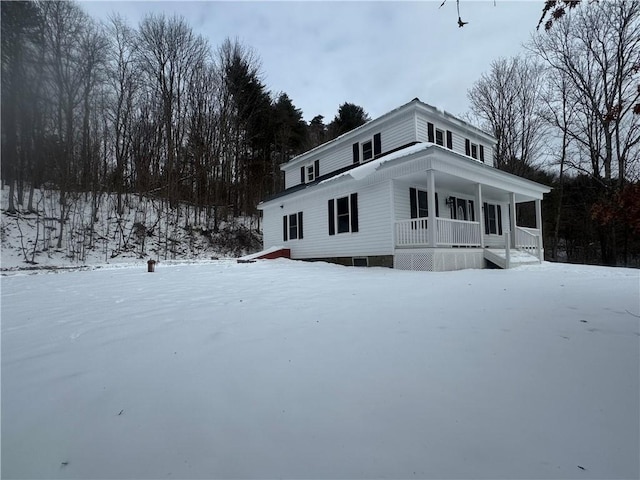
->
[259, 142, 551, 208]
[282, 98, 496, 170]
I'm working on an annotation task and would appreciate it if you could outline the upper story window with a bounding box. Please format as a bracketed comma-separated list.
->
[300, 159, 320, 184]
[428, 123, 453, 150]
[362, 140, 373, 162]
[352, 133, 381, 164]
[465, 139, 485, 162]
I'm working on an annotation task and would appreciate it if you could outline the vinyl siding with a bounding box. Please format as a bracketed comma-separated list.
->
[262, 181, 394, 259]
[392, 180, 446, 221]
[415, 112, 495, 167]
[282, 112, 419, 190]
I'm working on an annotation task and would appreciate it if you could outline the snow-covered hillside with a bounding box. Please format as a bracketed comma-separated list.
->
[1, 187, 262, 270]
[2, 260, 638, 479]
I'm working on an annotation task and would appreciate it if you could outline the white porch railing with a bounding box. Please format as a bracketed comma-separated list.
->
[395, 218, 430, 246]
[436, 218, 482, 247]
[395, 218, 481, 247]
[516, 226, 542, 260]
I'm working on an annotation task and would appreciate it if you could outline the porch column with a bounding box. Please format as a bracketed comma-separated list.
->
[535, 199, 543, 261]
[428, 170, 437, 247]
[475, 183, 485, 248]
[510, 192, 517, 248]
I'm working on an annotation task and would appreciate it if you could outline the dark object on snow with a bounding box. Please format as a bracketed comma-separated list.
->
[147, 260, 156, 272]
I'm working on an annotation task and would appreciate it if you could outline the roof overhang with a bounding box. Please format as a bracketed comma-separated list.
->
[258, 143, 551, 209]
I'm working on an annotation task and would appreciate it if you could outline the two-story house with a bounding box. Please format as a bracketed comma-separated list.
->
[257, 98, 551, 271]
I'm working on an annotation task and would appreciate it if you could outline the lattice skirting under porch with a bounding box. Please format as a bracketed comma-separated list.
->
[394, 249, 484, 271]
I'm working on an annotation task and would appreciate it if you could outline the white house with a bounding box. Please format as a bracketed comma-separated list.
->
[257, 98, 551, 271]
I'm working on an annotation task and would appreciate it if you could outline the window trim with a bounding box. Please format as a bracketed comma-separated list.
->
[355, 133, 382, 164]
[328, 193, 359, 235]
[361, 140, 373, 162]
[435, 128, 445, 147]
[483, 202, 503, 235]
[283, 212, 304, 241]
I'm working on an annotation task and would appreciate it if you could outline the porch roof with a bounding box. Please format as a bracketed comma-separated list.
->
[259, 142, 550, 208]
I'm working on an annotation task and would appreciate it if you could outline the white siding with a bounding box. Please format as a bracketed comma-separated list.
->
[282, 111, 419, 190]
[415, 111, 496, 167]
[392, 180, 447, 221]
[262, 181, 394, 259]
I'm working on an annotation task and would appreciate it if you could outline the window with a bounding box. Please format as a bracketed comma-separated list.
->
[410, 188, 439, 224]
[328, 193, 358, 235]
[300, 159, 320, 184]
[483, 203, 503, 235]
[354, 133, 382, 164]
[362, 140, 373, 162]
[435, 128, 444, 147]
[449, 197, 475, 221]
[410, 188, 429, 219]
[283, 212, 304, 241]
[465, 139, 479, 160]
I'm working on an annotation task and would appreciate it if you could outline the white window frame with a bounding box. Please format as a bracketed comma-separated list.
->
[306, 165, 315, 183]
[471, 143, 478, 159]
[361, 140, 373, 163]
[435, 128, 445, 147]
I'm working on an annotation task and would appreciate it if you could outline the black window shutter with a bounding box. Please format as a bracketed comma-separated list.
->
[283, 216, 288, 241]
[350, 193, 359, 232]
[435, 192, 439, 217]
[497, 205, 503, 235]
[298, 212, 303, 239]
[373, 133, 381, 156]
[314, 159, 320, 178]
[352, 143, 359, 164]
[300, 166, 305, 183]
[328, 200, 335, 235]
[483, 202, 489, 233]
[468, 200, 475, 221]
[479, 145, 485, 163]
[465, 139, 471, 156]
[446, 130, 453, 149]
[428, 122, 434, 143]
[409, 188, 417, 219]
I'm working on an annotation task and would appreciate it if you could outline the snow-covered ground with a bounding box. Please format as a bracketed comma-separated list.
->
[2, 260, 639, 479]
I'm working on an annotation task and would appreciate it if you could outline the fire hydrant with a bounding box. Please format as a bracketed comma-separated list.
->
[147, 259, 156, 272]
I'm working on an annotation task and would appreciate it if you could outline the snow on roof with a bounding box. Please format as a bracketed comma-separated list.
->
[319, 142, 432, 185]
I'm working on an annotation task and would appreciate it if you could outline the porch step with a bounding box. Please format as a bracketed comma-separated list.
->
[484, 248, 540, 269]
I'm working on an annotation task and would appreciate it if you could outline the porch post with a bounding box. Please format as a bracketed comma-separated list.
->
[475, 183, 484, 248]
[510, 192, 517, 249]
[428, 169, 437, 247]
[535, 199, 543, 262]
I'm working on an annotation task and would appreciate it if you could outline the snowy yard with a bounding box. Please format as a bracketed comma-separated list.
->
[1, 260, 639, 479]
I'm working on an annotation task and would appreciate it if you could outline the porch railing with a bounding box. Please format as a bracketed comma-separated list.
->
[436, 218, 482, 246]
[395, 218, 429, 246]
[395, 218, 481, 247]
[516, 226, 542, 260]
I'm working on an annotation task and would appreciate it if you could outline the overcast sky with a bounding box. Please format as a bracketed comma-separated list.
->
[79, 1, 544, 123]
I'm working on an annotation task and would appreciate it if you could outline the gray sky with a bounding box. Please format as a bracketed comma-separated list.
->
[80, 1, 544, 122]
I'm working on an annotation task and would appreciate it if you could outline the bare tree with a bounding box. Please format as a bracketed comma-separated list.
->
[530, 1, 640, 186]
[105, 14, 139, 215]
[468, 56, 548, 176]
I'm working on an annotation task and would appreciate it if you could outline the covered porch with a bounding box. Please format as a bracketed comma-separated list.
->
[390, 156, 549, 267]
